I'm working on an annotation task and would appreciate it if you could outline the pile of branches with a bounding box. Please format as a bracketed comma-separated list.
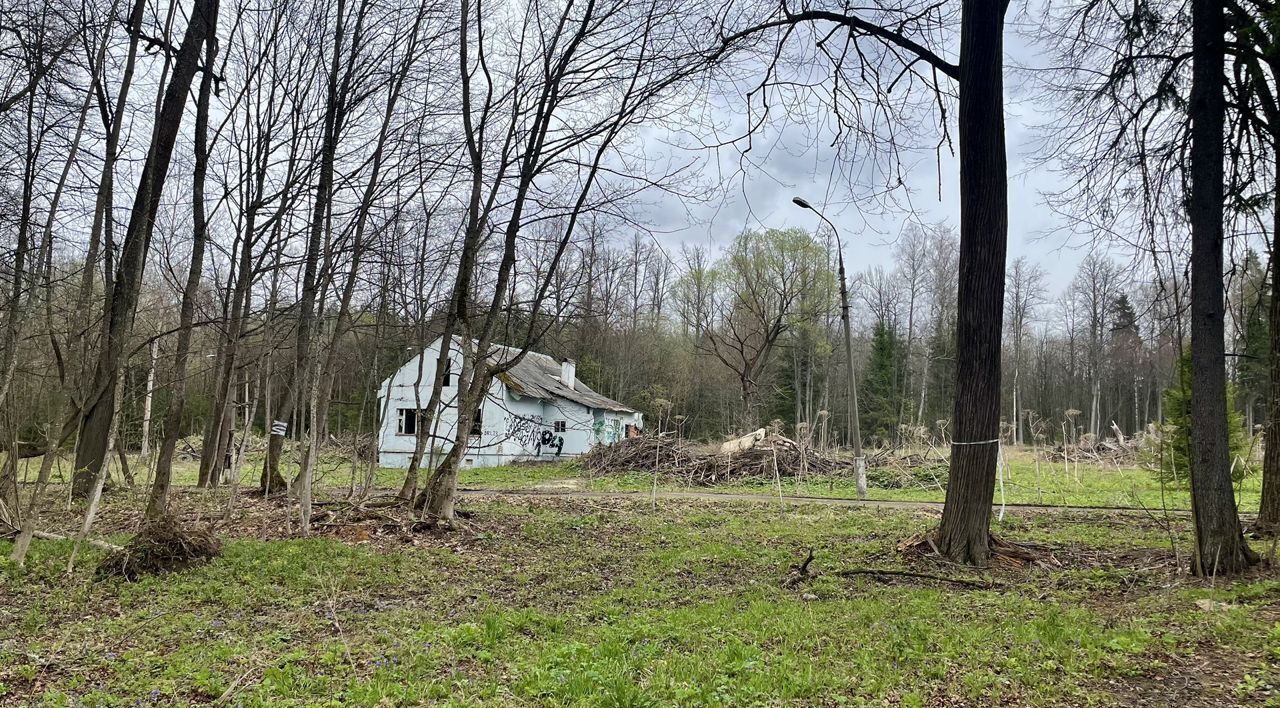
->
[1042, 439, 1140, 465]
[327, 433, 378, 463]
[579, 434, 847, 486]
[864, 449, 949, 490]
[1041, 423, 1146, 465]
[96, 515, 222, 580]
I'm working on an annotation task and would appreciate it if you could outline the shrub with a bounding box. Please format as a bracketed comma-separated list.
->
[1146, 352, 1256, 487]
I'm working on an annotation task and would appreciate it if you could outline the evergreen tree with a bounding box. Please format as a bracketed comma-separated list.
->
[923, 322, 956, 432]
[1150, 351, 1256, 487]
[1107, 292, 1143, 434]
[860, 321, 901, 444]
[1236, 249, 1268, 428]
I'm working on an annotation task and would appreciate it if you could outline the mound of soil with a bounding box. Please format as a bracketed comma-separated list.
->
[96, 515, 222, 580]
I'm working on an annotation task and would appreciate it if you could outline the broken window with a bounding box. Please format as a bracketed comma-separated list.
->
[553, 420, 567, 433]
[441, 359, 452, 387]
[470, 409, 483, 437]
[397, 409, 417, 436]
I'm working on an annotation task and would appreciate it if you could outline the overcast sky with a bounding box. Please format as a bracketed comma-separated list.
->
[637, 15, 1093, 293]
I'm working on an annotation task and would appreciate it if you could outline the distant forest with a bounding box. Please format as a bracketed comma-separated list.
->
[7, 219, 1265, 453]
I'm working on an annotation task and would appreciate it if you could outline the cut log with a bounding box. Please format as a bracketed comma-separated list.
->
[720, 429, 766, 454]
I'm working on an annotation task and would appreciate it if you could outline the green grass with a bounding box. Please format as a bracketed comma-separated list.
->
[17, 445, 1256, 512]
[442, 449, 1264, 512]
[3, 485, 1280, 705]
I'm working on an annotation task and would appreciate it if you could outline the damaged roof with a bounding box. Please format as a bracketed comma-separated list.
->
[488, 344, 634, 413]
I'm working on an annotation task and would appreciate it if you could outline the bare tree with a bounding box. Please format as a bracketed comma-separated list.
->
[416, 0, 715, 522]
[72, 0, 221, 498]
[714, 0, 1015, 564]
[147, 0, 222, 518]
[1070, 253, 1121, 440]
[1006, 256, 1046, 446]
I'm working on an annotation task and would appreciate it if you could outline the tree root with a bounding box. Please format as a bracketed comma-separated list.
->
[898, 531, 1061, 569]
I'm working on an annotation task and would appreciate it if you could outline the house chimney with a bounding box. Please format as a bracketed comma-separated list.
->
[561, 358, 576, 390]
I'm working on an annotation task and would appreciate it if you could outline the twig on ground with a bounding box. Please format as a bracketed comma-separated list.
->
[29, 530, 123, 552]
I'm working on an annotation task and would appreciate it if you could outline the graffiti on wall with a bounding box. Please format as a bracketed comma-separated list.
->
[537, 430, 564, 456]
[506, 415, 564, 456]
[508, 415, 542, 449]
[592, 417, 622, 445]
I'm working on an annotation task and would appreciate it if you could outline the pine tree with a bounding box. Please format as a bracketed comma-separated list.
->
[860, 321, 901, 444]
[1236, 249, 1268, 428]
[1107, 292, 1143, 434]
[1151, 351, 1255, 487]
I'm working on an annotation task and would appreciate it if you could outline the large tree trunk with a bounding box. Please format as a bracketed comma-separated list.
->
[419, 366, 487, 522]
[147, 16, 219, 518]
[73, 0, 145, 388]
[935, 0, 1009, 566]
[72, 0, 220, 498]
[1186, 0, 1256, 574]
[0, 91, 38, 412]
[1259, 150, 1280, 531]
[401, 332, 455, 500]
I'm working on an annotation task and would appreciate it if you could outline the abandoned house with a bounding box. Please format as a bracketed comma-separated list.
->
[377, 336, 643, 468]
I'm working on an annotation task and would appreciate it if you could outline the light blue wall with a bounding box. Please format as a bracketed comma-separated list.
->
[376, 337, 642, 469]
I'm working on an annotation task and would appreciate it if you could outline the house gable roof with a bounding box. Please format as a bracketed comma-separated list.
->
[491, 346, 634, 414]
[382, 336, 634, 414]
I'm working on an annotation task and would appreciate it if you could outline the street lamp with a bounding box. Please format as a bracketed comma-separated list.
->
[793, 196, 866, 499]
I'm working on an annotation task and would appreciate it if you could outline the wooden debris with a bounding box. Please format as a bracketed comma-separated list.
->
[719, 429, 766, 454]
[96, 515, 222, 580]
[580, 433, 846, 485]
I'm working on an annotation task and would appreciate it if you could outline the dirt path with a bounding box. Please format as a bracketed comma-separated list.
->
[458, 486, 1203, 516]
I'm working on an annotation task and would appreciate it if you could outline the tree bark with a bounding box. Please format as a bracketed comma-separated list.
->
[260, 0, 353, 492]
[147, 11, 220, 518]
[72, 0, 219, 498]
[1260, 145, 1280, 530]
[935, 0, 1009, 566]
[420, 359, 485, 521]
[139, 340, 157, 459]
[1186, 0, 1256, 574]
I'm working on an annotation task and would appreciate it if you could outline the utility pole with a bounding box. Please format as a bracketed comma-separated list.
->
[794, 197, 866, 498]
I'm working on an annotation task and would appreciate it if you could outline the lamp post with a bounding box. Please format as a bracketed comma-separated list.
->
[793, 196, 866, 498]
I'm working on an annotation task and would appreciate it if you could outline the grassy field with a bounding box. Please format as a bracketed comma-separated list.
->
[3, 473, 1280, 706]
[448, 448, 1263, 513]
[7, 445, 1262, 511]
